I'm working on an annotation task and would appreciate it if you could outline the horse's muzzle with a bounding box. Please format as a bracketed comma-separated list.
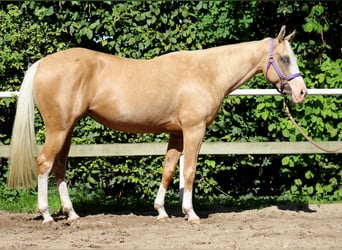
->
[288, 78, 308, 104]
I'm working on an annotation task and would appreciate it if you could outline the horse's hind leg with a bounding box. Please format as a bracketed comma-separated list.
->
[37, 149, 54, 224]
[154, 133, 183, 220]
[53, 131, 79, 221]
[37, 128, 77, 223]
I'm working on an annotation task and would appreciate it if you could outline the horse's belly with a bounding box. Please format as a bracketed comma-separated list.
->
[88, 101, 181, 134]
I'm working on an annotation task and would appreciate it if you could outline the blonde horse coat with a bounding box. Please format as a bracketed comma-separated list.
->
[8, 26, 307, 224]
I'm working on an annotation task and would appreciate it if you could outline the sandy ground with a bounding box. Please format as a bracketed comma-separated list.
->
[0, 203, 342, 249]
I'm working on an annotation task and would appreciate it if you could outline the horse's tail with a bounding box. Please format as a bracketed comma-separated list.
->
[7, 60, 41, 189]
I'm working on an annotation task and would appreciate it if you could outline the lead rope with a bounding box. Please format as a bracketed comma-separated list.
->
[282, 98, 342, 153]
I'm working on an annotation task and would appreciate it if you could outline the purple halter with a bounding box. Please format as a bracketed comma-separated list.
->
[266, 38, 302, 93]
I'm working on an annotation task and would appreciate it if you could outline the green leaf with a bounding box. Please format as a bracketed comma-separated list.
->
[303, 22, 314, 33]
[305, 170, 314, 179]
[282, 156, 290, 165]
[306, 186, 314, 195]
[294, 179, 302, 186]
[315, 183, 324, 194]
[261, 111, 268, 120]
[46, 6, 54, 16]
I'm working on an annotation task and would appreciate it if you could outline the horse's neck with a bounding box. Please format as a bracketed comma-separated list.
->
[207, 38, 269, 96]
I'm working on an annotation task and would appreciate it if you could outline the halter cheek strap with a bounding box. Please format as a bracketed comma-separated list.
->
[265, 38, 302, 93]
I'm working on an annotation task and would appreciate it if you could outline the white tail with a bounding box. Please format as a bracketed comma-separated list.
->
[7, 60, 40, 188]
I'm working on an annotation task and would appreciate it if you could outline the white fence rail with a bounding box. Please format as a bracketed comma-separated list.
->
[0, 89, 341, 158]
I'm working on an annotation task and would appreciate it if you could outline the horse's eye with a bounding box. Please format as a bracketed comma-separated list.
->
[280, 56, 290, 64]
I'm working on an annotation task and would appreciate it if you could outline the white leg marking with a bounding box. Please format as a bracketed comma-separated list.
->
[57, 180, 79, 221]
[179, 155, 185, 203]
[154, 184, 169, 220]
[182, 190, 200, 223]
[37, 173, 54, 224]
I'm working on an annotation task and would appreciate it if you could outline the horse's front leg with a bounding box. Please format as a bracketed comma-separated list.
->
[154, 134, 183, 220]
[181, 125, 206, 223]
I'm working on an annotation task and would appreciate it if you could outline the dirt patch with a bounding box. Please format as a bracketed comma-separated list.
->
[1, 203, 342, 249]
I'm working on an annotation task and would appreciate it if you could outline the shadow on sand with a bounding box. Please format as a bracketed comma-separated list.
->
[34, 198, 317, 223]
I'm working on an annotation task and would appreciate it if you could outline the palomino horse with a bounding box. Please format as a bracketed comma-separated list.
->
[8, 26, 307, 224]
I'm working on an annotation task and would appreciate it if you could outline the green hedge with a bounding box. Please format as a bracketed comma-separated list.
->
[0, 1, 341, 203]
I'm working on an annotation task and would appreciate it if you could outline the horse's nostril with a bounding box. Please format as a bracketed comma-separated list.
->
[301, 89, 308, 98]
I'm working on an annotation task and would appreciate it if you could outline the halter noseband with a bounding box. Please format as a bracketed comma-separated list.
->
[265, 38, 302, 94]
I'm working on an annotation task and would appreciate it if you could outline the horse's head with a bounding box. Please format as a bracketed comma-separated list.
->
[263, 25, 308, 104]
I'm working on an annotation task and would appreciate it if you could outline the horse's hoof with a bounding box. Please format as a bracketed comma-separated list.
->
[157, 215, 170, 222]
[67, 214, 80, 222]
[187, 214, 201, 224]
[42, 218, 55, 225]
[183, 209, 200, 224]
[189, 218, 201, 224]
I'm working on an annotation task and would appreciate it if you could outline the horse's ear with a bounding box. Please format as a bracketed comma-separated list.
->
[285, 30, 296, 42]
[276, 25, 286, 42]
